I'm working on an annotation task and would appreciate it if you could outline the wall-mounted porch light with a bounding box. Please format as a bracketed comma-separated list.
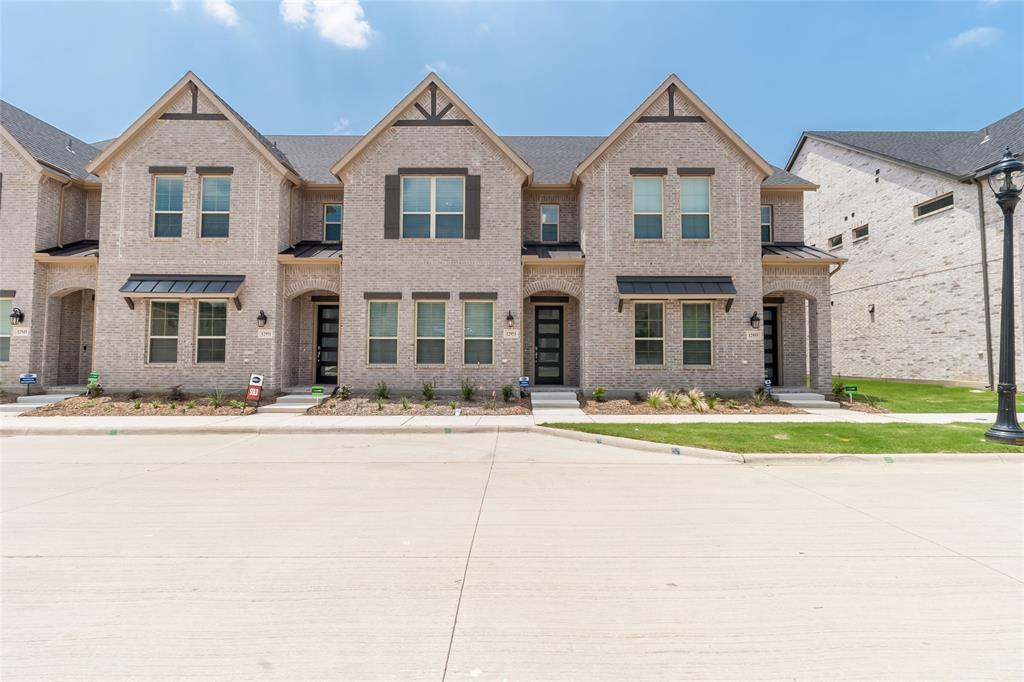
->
[506, 310, 515, 328]
[749, 312, 760, 329]
[256, 310, 268, 328]
[9, 307, 24, 326]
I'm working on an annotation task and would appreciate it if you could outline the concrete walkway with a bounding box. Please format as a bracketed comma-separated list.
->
[2, 431, 1021, 679]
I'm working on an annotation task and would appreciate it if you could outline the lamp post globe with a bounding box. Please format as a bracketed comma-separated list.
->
[985, 147, 1024, 445]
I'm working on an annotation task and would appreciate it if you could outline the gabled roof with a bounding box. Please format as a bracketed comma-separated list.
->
[763, 165, 817, 190]
[267, 135, 361, 185]
[571, 75, 774, 184]
[1, 100, 100, 183]
[788, 107, 1024, 178]
[329, 73, 533, 183]
[86, 72, 299, 182]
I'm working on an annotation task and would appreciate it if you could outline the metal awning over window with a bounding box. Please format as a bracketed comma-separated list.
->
[119, 274, 245, 310]
[761, 242, 846, 265]
[616, 275, 737, 311]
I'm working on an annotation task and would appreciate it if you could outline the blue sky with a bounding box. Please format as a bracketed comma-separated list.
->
[2, 1, 1022, 166]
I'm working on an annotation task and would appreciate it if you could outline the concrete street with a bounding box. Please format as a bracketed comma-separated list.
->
[2, 431, 1022, 680]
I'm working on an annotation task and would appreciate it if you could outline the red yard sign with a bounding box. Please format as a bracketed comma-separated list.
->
[245, 373, 264, 404]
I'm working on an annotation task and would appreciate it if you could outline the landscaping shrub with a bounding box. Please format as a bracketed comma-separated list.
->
[592, 386, 607, 403]
[831, 379, 846, 398]
[725, 398, 740, 410]
[86, 380, 104, 398]
[167, 385, 186, 402]
[132, 399, 142, 410]
[151, 400, 162, 409]
[127, 389, 142, 400]
[448, 400, 459, 410]
[667, 391, 685, 409]
[169, 402, 178, 410]
[501, 384, 516, 402]
[400, 396, 412, 410]
[751, 386, 769, 407]
[229, 399, 245, 410]
[374, 381, 390, 400]
[338, 384, 353, 400]
[687, 387, 708, 413]
[461, 379, 477, 401]
[645, 388, 668, 409]
[706, 395, 720, 410]
[423, 400, 434, 409]
[186, 399, 196, 410]
[375, 397, 386, 410]
[421, 381, 436, 401]
[208, 390, 225, 408]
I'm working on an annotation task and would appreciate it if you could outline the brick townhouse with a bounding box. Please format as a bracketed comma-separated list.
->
[788, 109, 1024, 386]
[1, 72, 841, 395]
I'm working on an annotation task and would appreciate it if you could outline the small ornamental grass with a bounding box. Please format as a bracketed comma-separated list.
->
[645, 388, 668, 409]
[687, 387, 709, 413]
[667, 391, 686, 409]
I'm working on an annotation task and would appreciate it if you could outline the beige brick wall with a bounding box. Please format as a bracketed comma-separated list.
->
[299, 189, 344, 242]
[761, 190, 804, 243]
[791, 137, 1022, 386]
[522, 188, 579, 242]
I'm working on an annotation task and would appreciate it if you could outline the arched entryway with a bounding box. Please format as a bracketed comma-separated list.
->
[522, 288, 582, 388]
[282, 287, 340, 388]
[43, 287, 96, 387]
[763, 288, 826, 392]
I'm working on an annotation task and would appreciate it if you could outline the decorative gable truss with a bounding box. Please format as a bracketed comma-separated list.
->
[394, 83, 471, 127]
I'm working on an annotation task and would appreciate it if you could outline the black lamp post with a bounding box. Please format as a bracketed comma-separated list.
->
[985, 147, 1024, 445]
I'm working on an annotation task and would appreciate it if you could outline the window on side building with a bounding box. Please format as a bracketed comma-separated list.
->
[760, 205, 773, 243]
[416, 301, 446, 364]
[828, 233, 843, 250]
[541, 204, 559, 242]
[401, 176, 465, 239]
[914, 192, 954, 219]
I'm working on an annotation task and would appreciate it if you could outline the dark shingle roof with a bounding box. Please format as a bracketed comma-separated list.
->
[797, 108, 1024, 177]
[266, 135, 361, 184]
[204, 89, 298, 175]
[1, 100, 101, 182]
[502, 136, 605, 185]
[764, 165, 814, 187]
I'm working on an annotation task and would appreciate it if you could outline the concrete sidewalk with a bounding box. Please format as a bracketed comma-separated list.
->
[0, 409, 1000, 437]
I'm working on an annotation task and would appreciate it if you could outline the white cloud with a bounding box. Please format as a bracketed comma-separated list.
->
[202, 0, 239, 27]
[279, 0, 372, 49]
[947, 26, 1003, 48]
[331, 117, 352, 133]
[423, 61, 449, 74]
[168, 0, 184, 13]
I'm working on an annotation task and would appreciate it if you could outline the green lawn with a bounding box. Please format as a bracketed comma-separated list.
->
[834, 378, 1024, 413]
[548, 422, 1023, 454]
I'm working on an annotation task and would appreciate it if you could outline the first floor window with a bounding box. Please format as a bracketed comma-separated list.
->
[541, 204, 559, 242]
[0, 299, 11, 362]
[682, 302, 712, 366]
[681, 177, 711, 239]
[633, 177, 663, 239]
[760, 205, 773, 242]
[402, 176, 465, 238]
[368, 301, 398, 364]
[154, 176, 183, 237]
[416, 302, 446, 364]
[324, 203, 343, 242]
[196, 300, 227, 363]
[634, 302, 664, 365]
[201, 176, 231, 237]
[149, 301, 179, 363]
[463, 302, 493, 364]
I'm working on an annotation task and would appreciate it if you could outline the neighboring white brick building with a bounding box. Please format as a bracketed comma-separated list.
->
[788, 110, 1024, 386]
[2, 72, 840, 395]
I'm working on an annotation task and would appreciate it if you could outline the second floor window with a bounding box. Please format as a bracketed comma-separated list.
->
[681, 177, 710, 239]
[324, 204, 343, 242]
[633, 177, 663, 239]
[402, 176, 465, 239]
[154, 176, 183, 237]
[201, 176, 231, 238]
[541, 204, 559, 242]
[760, 205, 773, 242]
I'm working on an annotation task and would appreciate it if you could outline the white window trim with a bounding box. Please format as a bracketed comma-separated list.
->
[682, 301, 714, 367]
[760, 204, 774, 243]
[200, 175, 231, 238]
[633, 301, 665, 367]
[680, 176, 712, 240]
[852, 224, 870, 242]
[828, 233, 844, 250]
[367, 300, 399, 365]
[153, 175, 183, 238]
[415, 301, 446, 365]
[462, 300, 494, 366]
[913, 192, 954, 220]
[0, 298, 11, 363]
[147, 299, 179, 364]
[540, 204, 559, 243]
[400, 175, 465, 239]
[633, 176, 664, 240]
[323, 203, 343, 243]
[195, 300, 227, 364]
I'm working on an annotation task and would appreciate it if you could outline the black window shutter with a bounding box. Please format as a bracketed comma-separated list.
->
[465, 175, 481, 239]
[384, 175, 400, 239]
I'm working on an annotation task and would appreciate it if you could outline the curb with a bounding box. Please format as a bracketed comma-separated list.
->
[0, 423, 534, 437]
[530, 425, 745, 463]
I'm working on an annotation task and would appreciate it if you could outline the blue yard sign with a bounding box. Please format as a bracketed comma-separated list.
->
[518, 376, 530, 389]
[19, 373, 38, 385]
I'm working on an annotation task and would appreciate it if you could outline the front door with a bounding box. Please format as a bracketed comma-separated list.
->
[763, 305, 781, 386]
[315, 305, 339, 385]
[534, 306, 564, 385]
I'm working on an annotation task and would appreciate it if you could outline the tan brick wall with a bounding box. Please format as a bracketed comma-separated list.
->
[299, 189, 344, 242]
[522, 188, 579, 242]
[760, 190, 804, 243]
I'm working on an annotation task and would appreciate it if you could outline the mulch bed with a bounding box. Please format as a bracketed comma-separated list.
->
[0, 391, 19, 405]
[582, 398, 802, 415]
[309, 395, 530, 416]
[22, 392, 262, 416]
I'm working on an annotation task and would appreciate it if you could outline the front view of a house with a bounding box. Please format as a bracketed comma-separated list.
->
[0, 72, 842, 395]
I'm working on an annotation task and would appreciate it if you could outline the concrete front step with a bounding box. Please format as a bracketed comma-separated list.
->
[16, 393, 79, 405]
[257, 393, 324, 414]
[531, 391, 581, 411]
[780, 399, 841, 410]
[275, 394, 325, 405]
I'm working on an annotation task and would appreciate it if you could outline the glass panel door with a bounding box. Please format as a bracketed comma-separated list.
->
[534, 306, 563, 385]
[316, 305, 339, 384]
[763, 306, 780, 386]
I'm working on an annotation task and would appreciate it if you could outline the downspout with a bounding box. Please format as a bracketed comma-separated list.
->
[975, 179, 996, 389]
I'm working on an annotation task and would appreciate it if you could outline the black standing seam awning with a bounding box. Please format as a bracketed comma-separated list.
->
[119, 275, 245, 309]
[616, 276, 737, 311]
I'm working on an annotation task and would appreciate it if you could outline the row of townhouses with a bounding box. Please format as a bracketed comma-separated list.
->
[1, 72, 842, 394]
[789, 109, 1024, 387]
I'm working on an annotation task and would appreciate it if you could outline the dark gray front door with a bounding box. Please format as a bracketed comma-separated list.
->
[763, 306, 781, 385]
[316, 305, 339, 384]
[534, 306, 563, 385]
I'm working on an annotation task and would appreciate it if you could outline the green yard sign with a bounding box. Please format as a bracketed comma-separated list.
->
[87, 371, 100, 383]
[311, 385, 324, 396]
[844, 385, 858, 394]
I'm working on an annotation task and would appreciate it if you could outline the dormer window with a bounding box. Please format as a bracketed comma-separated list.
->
[401, 176, 464, 239]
